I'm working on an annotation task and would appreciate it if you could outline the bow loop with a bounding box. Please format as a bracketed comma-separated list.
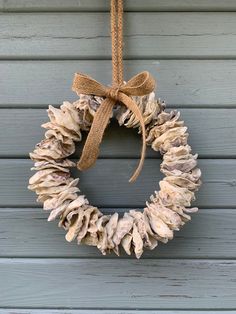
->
[72, 72, 108, 97]
[121, 71, 156, 96]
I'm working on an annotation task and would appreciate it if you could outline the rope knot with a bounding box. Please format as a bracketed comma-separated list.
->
[106, 84, 122, 101]
[71, 0, 156, 183]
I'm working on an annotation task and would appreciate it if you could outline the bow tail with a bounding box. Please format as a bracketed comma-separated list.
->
[77, 92, 147, 183]
[77, 97, 115, 171]
[119, 93, 146, 183]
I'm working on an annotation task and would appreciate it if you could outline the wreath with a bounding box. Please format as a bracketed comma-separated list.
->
[28, 0, 201, 259]
[28, 91, 201, 258]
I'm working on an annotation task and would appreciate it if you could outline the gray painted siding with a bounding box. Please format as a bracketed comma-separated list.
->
[2, 12, 236, 58]
[0, 109, 235, 157]
[0, 208, 234, 258]
[0, 259, 236, 308]
[0, 159, 235, 207]
[2, 60, 236, 106]
[0, 1, 236, 313]
[1, 1, 236, 12]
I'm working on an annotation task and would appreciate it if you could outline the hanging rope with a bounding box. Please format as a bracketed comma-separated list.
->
[72, 0, 156, 182]
[111, 0, 124, 85]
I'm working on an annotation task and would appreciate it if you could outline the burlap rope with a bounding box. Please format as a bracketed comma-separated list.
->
[28, 0, 201, 258]
[72, 0, 156, 182]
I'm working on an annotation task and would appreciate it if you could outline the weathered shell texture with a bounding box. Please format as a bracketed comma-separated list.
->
[29, 92, 201, 258]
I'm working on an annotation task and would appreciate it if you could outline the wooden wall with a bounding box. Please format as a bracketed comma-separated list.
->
[0, 0, 236, 313]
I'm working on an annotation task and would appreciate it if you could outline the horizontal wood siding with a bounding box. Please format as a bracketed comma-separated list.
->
[0, 0, 235, 312]
[1, 60, 236, 106]
[0, 308, 236, 314]
[0, 159, 235, 208]
[0, 259, 236, 309]
[0, 208, 234, 259]
[1, 13, 236, 58]
[1, 0, 236, 12]
[1, 109, 235, 158]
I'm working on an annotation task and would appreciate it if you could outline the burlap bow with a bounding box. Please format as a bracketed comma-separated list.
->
[72, 70, 156, 182]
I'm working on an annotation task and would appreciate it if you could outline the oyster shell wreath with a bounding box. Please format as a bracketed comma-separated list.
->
[28, 92, 201, 258]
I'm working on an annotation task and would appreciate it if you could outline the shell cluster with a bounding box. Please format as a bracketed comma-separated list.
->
[29, 93, 201, 258]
